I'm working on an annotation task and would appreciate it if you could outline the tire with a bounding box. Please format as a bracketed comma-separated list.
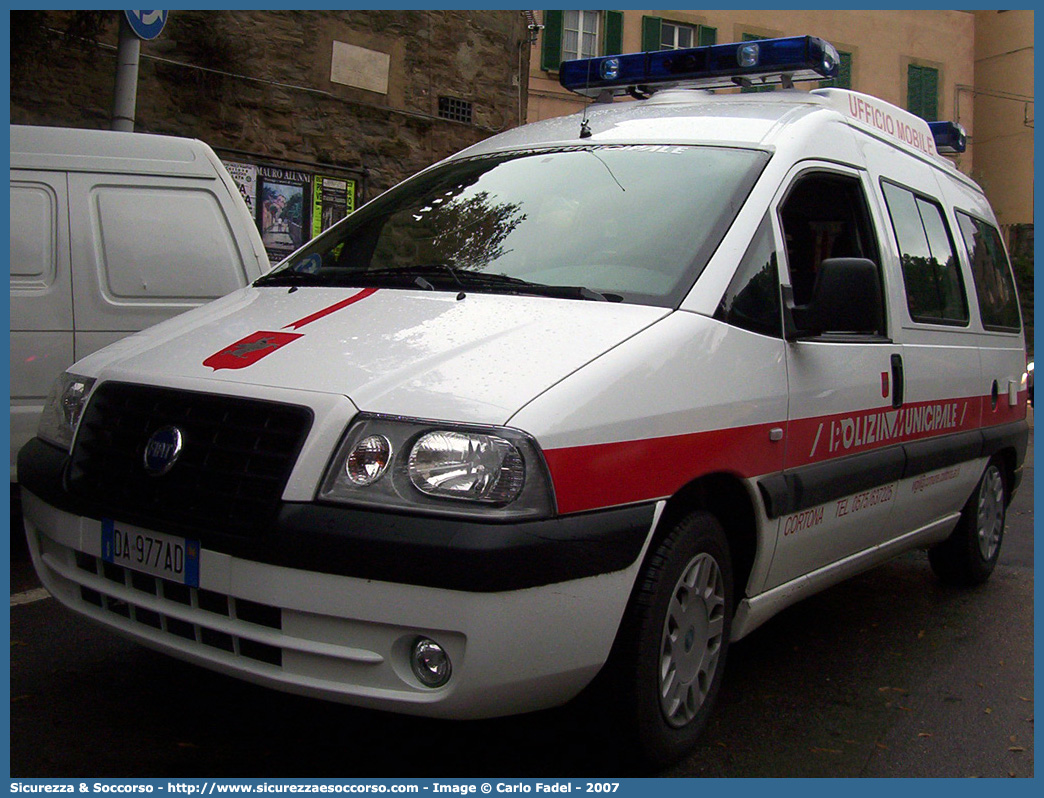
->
[609, 510, 733, 769]
[928, 458, 1007, 586]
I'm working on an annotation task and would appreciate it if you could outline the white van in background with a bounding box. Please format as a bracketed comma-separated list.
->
[9, 125, 270, 479]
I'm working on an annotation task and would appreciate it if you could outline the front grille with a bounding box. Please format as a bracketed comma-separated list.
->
[68, 383, 313, 539]
[75, 551, 283, 667]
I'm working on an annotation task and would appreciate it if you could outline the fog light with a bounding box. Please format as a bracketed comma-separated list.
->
[411, 638, 452, 688]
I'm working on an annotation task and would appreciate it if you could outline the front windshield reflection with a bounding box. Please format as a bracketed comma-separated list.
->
[258, 145, 769, 308]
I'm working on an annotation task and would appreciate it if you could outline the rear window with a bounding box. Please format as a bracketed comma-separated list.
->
[259, 145, 769, 308]
[955, 212, 1021, 332]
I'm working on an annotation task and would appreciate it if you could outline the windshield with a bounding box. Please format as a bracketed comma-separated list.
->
[256, 145, 769, 307]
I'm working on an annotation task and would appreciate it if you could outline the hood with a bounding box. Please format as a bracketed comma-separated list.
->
[77, 286, 669, 424]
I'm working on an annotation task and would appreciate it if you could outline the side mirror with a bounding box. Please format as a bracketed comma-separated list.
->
[783, 257, 884, 340]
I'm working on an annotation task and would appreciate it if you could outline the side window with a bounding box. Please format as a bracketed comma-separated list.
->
[778, 171, 881, 306]
[714, 215, 780, 337]
[881, 181, 968, 325]
[956, 212, 1021, 332]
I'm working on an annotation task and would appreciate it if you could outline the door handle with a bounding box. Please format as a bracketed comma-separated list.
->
[891, 354, 904, 409]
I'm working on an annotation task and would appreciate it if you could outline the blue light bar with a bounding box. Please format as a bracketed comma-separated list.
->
[559, 35, 840, 97]
[928, 121, 967, 153]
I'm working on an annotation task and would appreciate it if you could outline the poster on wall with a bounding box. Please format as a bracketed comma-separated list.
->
[311, 175, 357, 238]
[223, 161, 258, 219]
[257, 166, 311, 265]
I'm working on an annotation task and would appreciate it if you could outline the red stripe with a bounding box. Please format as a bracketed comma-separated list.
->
[980, 389, 1029, 427]
[785, 395, 982, 469]
[544, 423, 784, 515]
[544, 392, 1027, 515]
[284, 288, 378, 331]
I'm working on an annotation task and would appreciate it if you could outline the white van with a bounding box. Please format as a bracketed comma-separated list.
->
[18, 37, 1028, 766]
[9, 125, 269, 479]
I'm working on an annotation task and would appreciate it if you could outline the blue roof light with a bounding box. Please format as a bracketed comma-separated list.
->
[600, 57, 620, 81]
[928, 121, 967, 154]
[559, 35, 840, 97]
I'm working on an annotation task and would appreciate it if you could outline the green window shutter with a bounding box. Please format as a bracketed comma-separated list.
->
[907, 64, 923, 116]
[641, 15, 662, 52]
[698, 25, 717, 46]
[603, 10, 623, 56]
[908, 64, 939, 122]
[541, 10, 563, 71]
[838, 52, 852, 88]
[921, 66, 938, 121]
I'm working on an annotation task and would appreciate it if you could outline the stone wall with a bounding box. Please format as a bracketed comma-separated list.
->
[11, 10, 531, 199]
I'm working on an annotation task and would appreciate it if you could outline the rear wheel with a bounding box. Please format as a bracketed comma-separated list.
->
[610, 511, 733, 768]
[928, 458, 1007, 586]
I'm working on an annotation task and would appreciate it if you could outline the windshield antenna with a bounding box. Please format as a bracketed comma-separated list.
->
[586, 149, 625, 192]
[579, 57, 594, 139]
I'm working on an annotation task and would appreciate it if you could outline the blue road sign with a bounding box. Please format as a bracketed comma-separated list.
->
[124, 10, 168, 41]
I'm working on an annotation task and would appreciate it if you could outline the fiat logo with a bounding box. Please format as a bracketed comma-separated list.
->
[143, 426, 184, 476]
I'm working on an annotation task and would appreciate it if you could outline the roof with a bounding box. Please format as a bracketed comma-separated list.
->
[10, 124, 218, 178]
[456, 88, 966, 180]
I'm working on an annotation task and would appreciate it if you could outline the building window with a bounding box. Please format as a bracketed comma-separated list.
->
[820, 51, 853, 89]
[563, 9, 601, 61]
[540, 10, 623, 71]
[641, 16, 716, 52]
[661, 21, 694, 49]
[438, 96, 473, 124]
[907, 64, 939, 122]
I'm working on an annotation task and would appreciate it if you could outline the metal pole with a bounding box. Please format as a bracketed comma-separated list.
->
[112, 14, 140, 132]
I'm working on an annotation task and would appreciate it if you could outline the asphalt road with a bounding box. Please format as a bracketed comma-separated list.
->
[8, 428, 1034, 778]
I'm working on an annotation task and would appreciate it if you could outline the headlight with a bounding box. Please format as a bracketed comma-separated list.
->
[408, 430, 524, 503]
[37, 373, 96, 451]
[319, 415, 555, 520]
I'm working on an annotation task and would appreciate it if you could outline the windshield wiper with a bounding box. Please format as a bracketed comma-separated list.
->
[254, 268, 330, 287]
[438, 270, 616, 301]
[378, 267, 616, 301]
[257, 263, 619, 301]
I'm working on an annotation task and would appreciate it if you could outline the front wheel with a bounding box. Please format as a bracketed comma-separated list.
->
[928, 458, 1007, 586]
[610, 511, 733, 768]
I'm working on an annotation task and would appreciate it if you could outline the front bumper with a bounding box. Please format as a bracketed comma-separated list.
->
[19, 438, 660, 718]
[19, 437, 652, 592]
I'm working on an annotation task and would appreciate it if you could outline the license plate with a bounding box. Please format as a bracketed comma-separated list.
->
[101, 519, 200, 588]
